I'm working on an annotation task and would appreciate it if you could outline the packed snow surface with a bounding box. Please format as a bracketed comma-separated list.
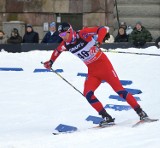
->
[0, 46, 160, 148]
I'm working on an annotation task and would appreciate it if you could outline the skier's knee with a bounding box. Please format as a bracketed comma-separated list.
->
[85, 91, 94, 103]
[117, 90, 128, 100]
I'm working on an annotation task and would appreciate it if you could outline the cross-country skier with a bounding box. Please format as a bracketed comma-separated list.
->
[43, 22, 148, 126]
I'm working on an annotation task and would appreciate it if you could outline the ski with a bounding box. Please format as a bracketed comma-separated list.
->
[52, 131, 75, 135]
[53, 123, 116, 135]
[132, 118, 159, 128]
[52, 118, 158, 135]
[93, 122, 116, 129]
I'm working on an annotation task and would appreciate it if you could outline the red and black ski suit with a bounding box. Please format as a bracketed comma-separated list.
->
[49, 26, 140, 115]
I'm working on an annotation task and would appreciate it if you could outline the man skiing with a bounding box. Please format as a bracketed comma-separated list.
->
[43, 22, 148, 127]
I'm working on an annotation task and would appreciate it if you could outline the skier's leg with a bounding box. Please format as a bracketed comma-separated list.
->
[117, 89, 148, 119]
[106, 68, 148, 119]
[83, 76, 114, 123]
[83, 76, 102, 113]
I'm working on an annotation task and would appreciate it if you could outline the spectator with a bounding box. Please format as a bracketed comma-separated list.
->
[41, 22, 62, 43]
[103, 33, 114, 43]
[120, 22, 133, 35]
[23, 24, 39, 43]
[120, 22, 127, 30]
[129, 21, 152, 48]
[115, 27, 128, 42]
[0, 30, 7, 44]
[155, 36, 160, 48]
[7, 28, 22, 44]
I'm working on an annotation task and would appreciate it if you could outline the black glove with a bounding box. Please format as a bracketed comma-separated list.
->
[95, 41, 100, 48]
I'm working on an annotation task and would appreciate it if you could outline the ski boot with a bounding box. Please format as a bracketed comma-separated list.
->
[133, 106, 158, 127]
[135, 106, 148, 120]
[99, 110, 115, 127]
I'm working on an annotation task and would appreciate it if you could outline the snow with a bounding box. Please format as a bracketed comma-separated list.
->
[0, 46, 160, 148]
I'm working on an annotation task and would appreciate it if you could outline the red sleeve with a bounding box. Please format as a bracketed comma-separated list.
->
[50, 41, 66, 62]
[97, 26, 109, 44]
[79, 26, 109, 44]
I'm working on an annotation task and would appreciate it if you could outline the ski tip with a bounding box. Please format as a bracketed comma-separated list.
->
[132, 118, 159, 128]
[52, 132, 59, 135]
[52, 131, 76, 135]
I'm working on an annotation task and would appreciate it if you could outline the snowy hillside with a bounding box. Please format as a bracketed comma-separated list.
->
[0, 46, 160, 148]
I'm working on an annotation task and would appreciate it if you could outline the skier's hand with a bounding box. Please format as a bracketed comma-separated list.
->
[90, 41, 100, 54]
[95, 41, 100, 48]
[43, 60, 53, 69]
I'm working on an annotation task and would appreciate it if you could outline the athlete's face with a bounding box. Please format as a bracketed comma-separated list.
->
[59, 31, 70, 42]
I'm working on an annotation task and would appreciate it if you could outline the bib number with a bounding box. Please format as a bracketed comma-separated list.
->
[77, 51, 89, 59]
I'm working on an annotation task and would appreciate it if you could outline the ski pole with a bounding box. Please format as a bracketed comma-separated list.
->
[41, 62, 84, 97]
[103, 49, 160, 57]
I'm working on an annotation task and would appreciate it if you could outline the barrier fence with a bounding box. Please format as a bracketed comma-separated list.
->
[0, 42, 156, 53]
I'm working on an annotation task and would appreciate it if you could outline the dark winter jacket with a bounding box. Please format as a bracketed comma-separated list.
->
[115, 33, 129, 42]
[7, 28, 22, 44]
[155, 36, 160, 48]
[41, 31, 62, 43]
[129, 26, 152, 43]
[7, 36, 22, 44]
[23, 31, 39, 43]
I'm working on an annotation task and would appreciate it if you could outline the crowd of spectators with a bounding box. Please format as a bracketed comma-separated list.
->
[0, 21, 159, 49]
[103, 21, 159, 48]
[0, 21, 62, 45]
